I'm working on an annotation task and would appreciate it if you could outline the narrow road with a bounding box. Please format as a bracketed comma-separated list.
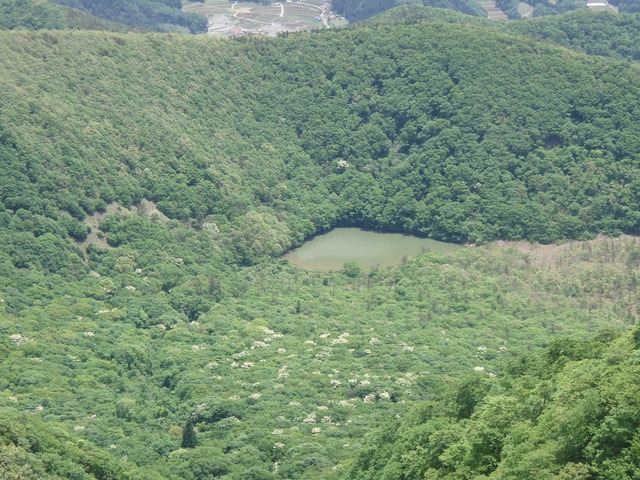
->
[296, 2, 330, 27]
[278, 2, 284, 17]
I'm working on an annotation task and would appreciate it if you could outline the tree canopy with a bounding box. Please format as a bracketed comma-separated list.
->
[1, 8, 640, 479]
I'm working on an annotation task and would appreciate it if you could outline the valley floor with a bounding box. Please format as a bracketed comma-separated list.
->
[184, 0, 347, 36]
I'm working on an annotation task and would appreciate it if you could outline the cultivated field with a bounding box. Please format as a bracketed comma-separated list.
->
[184, 0, 348, 36]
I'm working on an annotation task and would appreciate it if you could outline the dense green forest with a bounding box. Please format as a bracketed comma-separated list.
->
[332, 0, 486, 22]
[2, 8, 640, 479]
[350, 319, 640, 479]
[4, 221, 640, 478]
[370, 7, 640, 62]
[0, 0, 206, 33]
[3, 225, 640, 478]
[2, 25, 640, 247]
[47, 0, 208, 33]
[0, 0, 129, 31]
[506, 10, 640, 61]
[365, 4, 493, 23]
[609, 0, 640, 13]
[331, 0, 591, 23]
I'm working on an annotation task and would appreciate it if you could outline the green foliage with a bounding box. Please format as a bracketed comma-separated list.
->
[0, 445, 46, 480]
[181, 418, 198, 449]
[50, 0, 207, 33]
[3, 231, 640, 478]
[333, 0, 486, 22]
[366, 4, 493, 24]
[371, 7, 640, 63]
[230, 211, 292, 265]
[1, 24, 640, 250]
[1, 13, 640, 480]
[0, 409, 142, 479]
[496, 0, 521, 18]
[350, 328, 640, 479]
[341, 261, 361, 278]
[506, 10, 640, 62]
[0, 0, 129, 31]
[620, 0, 640, 12]
[454, 375, 491, 419]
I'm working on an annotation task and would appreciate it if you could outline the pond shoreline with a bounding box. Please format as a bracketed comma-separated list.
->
[283, 227, 462, 271]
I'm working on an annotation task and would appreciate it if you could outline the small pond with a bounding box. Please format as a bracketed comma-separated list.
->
[283, 228, 461, 271]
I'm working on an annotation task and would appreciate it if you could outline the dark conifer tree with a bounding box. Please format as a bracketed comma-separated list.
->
[181, 418, 197, 449]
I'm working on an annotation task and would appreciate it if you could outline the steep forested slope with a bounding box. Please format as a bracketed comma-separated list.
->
[50, 0, 207, 33]
[350, 326, 640, 479]
[507, 10, 640, 62]
[332, 0, 486, 22]
[1, 19, 640, 479]
[0, 0, 129, 31]
[370, 7, 640, 63]
[2, 24, 640, 254]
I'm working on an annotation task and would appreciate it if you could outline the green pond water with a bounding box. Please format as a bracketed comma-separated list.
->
[284, 228, 462, 271]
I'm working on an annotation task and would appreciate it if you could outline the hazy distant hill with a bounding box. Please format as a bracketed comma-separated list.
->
[0, 0, 129, 31]
[332, 0, 487, 22]
[365, 4, 492, 23]
[370, 6, 640, 62]
[506, 9, 640, 61]
[50, 0, 207, 33]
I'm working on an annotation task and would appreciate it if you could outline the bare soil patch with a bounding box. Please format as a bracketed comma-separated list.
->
[490, 234, 640, 270]
[78, 200, 170, 252]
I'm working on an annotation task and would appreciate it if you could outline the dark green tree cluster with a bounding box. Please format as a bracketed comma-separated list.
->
[369, 7, 640, 62]
[507, 10, 640, 61]
[609, 0, 640, 12]
[495, 0, 520, 18]
[1, 21, 640, 257]
[0, 409, 144, 480]
[332, 0, 486, 22]
[349, 327, 640, 479]
[0, 0, 129, 31]
[50, 0, 207, 33]
[529, 0, 587, 17]
[501, 0, 589, 17]
[365, 4, 493, 24]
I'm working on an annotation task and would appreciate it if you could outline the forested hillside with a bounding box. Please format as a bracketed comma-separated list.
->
[609, 0, 640, 13]
[332, 0, 486, 22]
[350, 324, 640, 479]
[49, 0, 207, 33]
[330, 0, 597, 23]
[507, 9, 640, 61]
[366, 4, 494, 24]
[0, 0, 129, 31]
[1, 12, 640, 479]
[3, 226, 640, 478]
[2, 25, 640, 250]
[370, 7, 640, 63]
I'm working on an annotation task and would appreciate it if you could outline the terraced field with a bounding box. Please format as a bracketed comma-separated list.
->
[184, 0, 348, 36]
[477, 0, 509, 19]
